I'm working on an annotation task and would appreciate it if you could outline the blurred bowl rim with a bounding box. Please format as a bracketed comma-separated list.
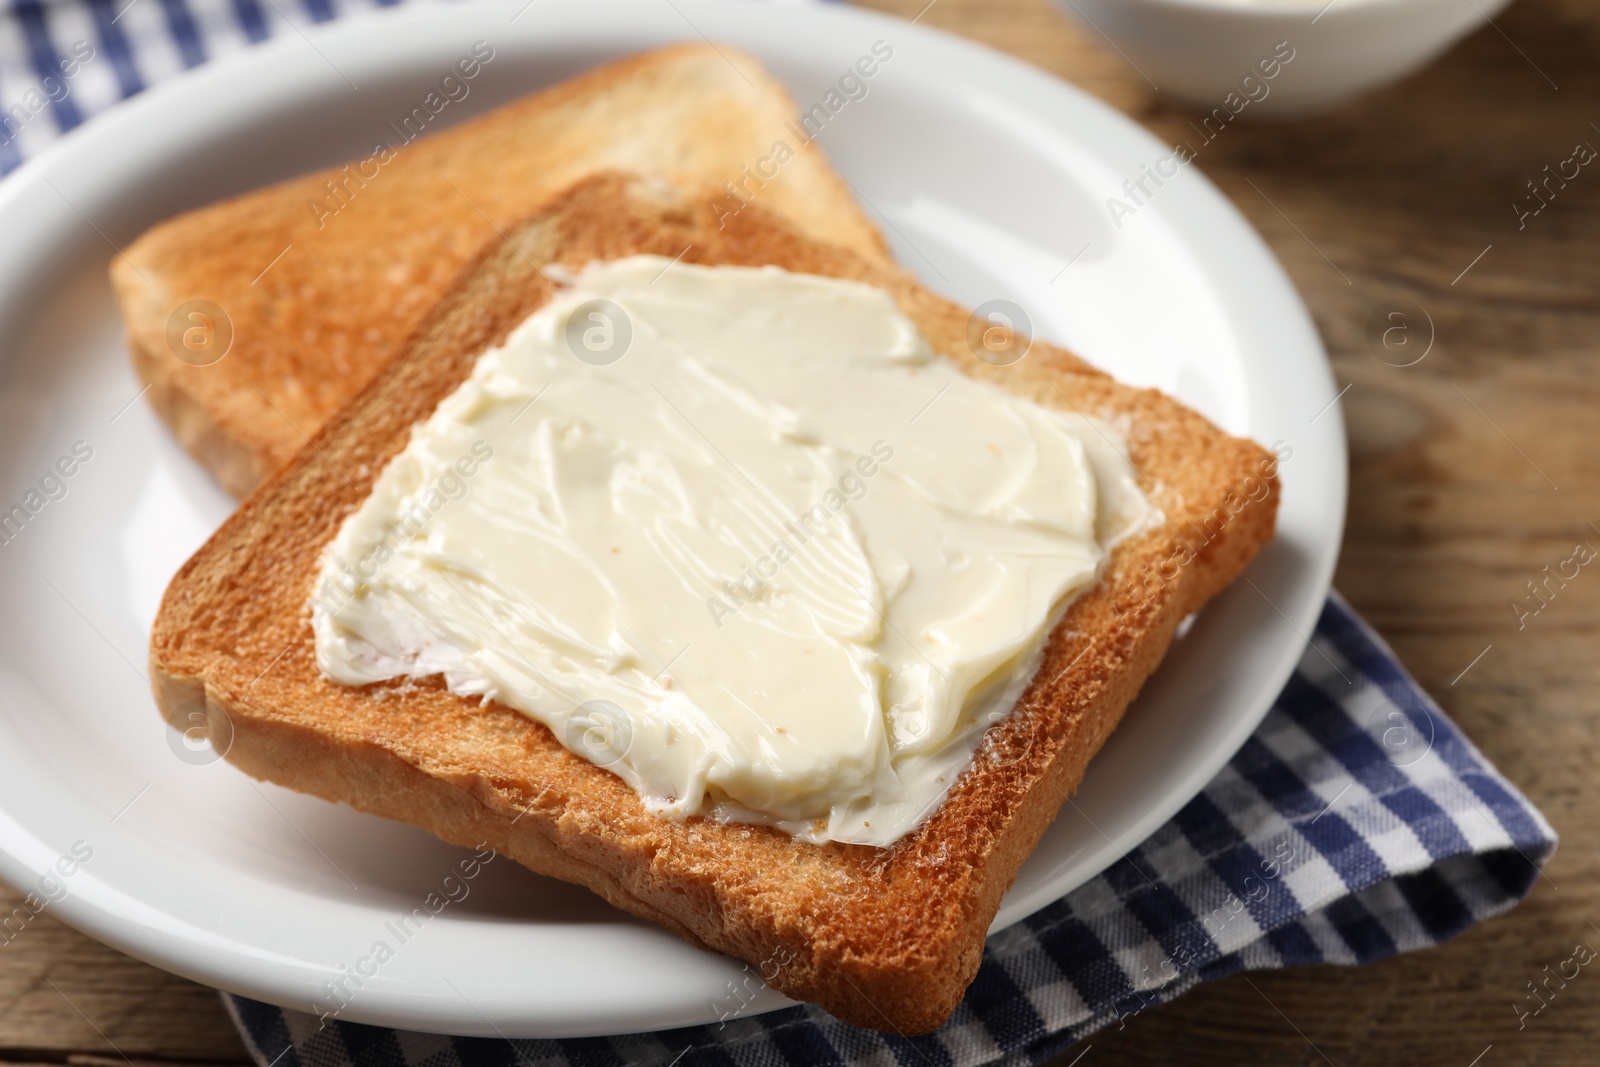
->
[1063, 0, 1475, 18]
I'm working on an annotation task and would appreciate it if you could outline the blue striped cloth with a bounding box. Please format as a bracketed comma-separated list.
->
[1, 3, 1556, 1062]
[0, 0, 408, 175]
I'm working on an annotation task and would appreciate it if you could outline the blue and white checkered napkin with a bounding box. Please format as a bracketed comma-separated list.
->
[0, 0, 386, 176]
[217, 594, 1556, 1067]
[0, 3, 1556, 1063]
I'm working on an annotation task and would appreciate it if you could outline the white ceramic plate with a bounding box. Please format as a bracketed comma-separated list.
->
[0, 0, 1344, 1038]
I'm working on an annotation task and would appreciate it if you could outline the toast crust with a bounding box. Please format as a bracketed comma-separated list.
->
[149, 174, 1278, 1033]
[111, 44, 890, 498]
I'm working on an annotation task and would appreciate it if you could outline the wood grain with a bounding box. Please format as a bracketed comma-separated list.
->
[0, 887, 246, 1061]
[3, 0, 1596, 1062]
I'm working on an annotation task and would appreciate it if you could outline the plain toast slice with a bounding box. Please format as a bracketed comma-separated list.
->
[112, 44, 888, 498]
[149, 173, 1279, 1034]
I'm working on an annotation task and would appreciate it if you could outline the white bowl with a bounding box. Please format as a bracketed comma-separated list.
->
[1051, 0, 1515, 117]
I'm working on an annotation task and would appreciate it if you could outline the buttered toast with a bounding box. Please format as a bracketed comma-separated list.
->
[111, 44, 888, 498]
[148, 174, 1278, 1033]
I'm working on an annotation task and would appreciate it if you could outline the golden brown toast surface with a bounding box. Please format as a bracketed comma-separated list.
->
[149, 174, 1278, 1034]
[112, 44, 888, 498]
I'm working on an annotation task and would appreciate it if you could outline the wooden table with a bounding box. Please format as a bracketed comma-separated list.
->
[4, 0, 1596, 1063]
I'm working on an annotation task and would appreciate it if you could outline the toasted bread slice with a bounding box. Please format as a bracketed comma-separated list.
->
[111, 44, 888, 499]
[149, 173, 1278, 1034]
